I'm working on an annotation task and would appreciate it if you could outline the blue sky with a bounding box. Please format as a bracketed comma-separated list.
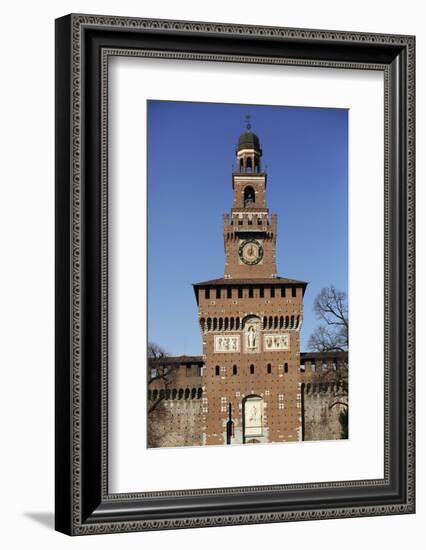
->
[147, 100, 348, 354]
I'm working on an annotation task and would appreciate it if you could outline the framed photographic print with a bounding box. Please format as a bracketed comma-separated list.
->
[55, 14, 415, 535]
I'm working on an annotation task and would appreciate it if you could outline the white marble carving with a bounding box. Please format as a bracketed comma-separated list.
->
[244, 397, 263, 437]
[244, 317, 261, 353]
[214, 335, 240, 353]
[263, 333, 290, 351]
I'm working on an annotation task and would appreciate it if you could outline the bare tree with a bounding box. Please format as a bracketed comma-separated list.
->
[147, 342, 175, 414]
[308, 286, 348, 352]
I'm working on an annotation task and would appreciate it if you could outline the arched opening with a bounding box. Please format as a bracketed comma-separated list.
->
[267, 363, 272, 374]
[215, 365, 220, 376]
[197, 388, 202, 399]
[250, 364, 255, 374]
[233, 365, 238, 375]
[244, 185, 255, 206]
[243, 395, 264, 442]
[246, 157, 253, 173]
[239, 158, 244, 172]
[184, 388, 190, 399]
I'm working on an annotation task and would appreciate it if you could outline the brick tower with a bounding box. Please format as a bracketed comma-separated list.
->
[193, 119, 307, 445]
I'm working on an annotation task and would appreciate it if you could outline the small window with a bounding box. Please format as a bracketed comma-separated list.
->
[280, 287, 286, 297]
[259, 287, 264, 298]
[227, 287, 232, 299]
[249, 287, 254, 298]
[216, 288, 221, 299]
[238, 288, 243, 299]
[250, 364, 255, 374]
[292, 287, 297, 298]
[284, 363, 288, 373]
[233, 365, 238, 375]
[244, 186, 255, 206]
[205, 289, 210, 299]
[267, 363, 272, 374]
[215, 365, 220, 376]
[270, 287, 275, 298]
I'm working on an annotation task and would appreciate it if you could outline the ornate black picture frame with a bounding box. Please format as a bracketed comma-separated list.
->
[55, 14, 415, 535]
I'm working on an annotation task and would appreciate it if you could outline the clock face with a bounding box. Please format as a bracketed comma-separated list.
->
[239, 239, 264, 265]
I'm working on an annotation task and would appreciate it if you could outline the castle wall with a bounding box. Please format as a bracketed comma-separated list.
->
[147, 352, 348, 448]
[148, 398, 204, 448]
[302, 383, 348, 441]
[197, 285, 304, 446]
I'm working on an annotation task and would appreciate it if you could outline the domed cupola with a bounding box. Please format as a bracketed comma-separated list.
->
[237, 130, 261, 153]
[235, 116, 262, 174]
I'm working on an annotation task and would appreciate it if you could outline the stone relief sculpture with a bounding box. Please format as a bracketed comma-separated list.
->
[244, 317, 260, 353]
[247, 326, 256, 349]
[214, 335, 240, 353]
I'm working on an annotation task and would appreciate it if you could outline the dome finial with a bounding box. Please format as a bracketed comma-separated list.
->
[245, 114, 251, 131]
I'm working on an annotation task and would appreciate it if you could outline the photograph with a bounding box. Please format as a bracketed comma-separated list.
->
[147, 101, 349, 448]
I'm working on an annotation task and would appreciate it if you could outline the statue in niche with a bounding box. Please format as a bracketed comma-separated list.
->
[247, 326, 256, 349]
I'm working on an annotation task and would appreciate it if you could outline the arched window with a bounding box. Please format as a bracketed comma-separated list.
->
[184, 388, 190, 399]
[191, 388, 197, 399]
[284, 363, 288, 373]
[233, 365, 237, 375]
[172, 389, 177, 400]
[267, 363, 272, 374]
[244, 186, 255, 206]
[215, 365, 220, 376]
[250, 364, 255, 375]
[246, 157, 253, 173]
[178, 388, 184, 399]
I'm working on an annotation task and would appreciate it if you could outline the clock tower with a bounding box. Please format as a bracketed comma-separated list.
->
[193, 120, 307, 446]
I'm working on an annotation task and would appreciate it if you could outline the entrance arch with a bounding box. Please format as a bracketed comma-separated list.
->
[243, 395, 264, 443]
